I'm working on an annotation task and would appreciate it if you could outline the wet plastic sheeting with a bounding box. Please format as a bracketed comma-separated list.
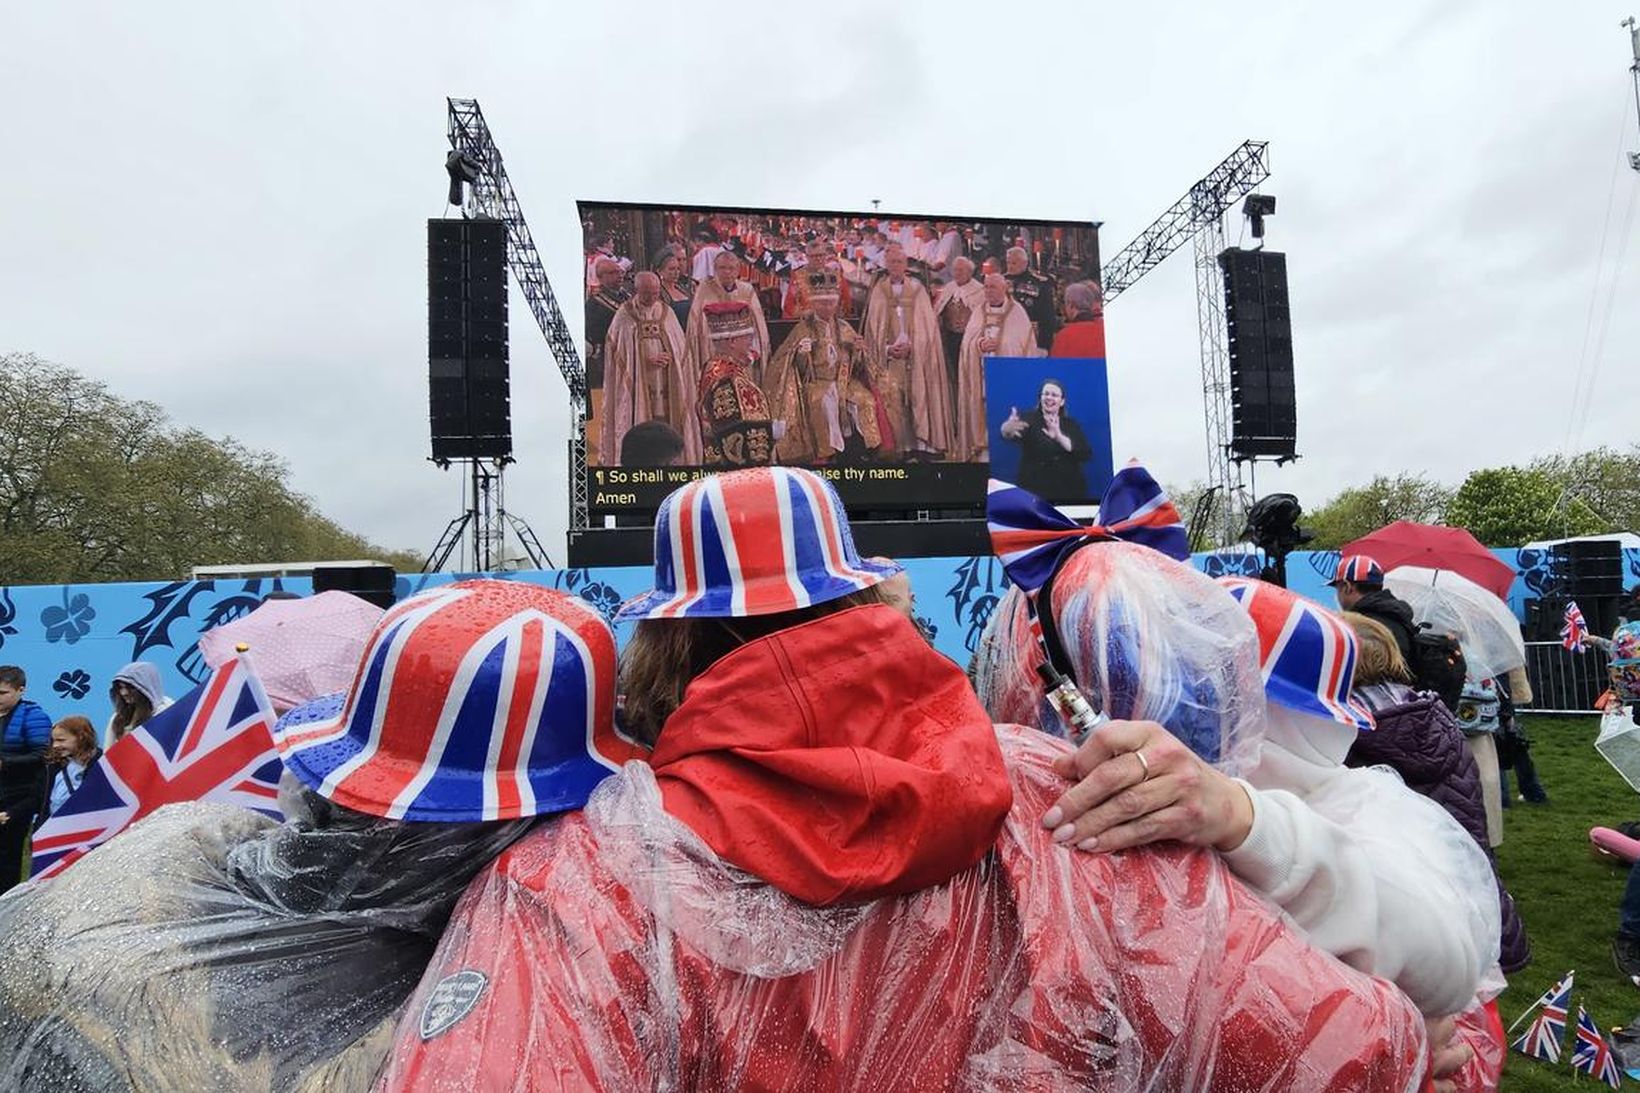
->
[381, 728, 1429, 1092]
[0, 785, 529, 1092]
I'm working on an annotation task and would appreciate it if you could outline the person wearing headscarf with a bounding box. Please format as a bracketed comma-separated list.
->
[380, 468, 1433, 1091]
[0, 581, 637, 1092]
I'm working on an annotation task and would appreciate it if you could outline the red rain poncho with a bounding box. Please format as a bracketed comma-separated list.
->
[380, 606, 1429, 1091]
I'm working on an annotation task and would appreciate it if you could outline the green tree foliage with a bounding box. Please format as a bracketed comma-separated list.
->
[1531, 445, 1640, 534]
[1445, 464, 1606, 547]
[1164, 480, 1227, 552]
[1302, 474, 1454, 549]
[0, 353, 422, 584]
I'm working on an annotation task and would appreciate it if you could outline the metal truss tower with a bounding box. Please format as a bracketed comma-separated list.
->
[446, 98, 591, 541]
[1100, 141, 1272, 546]
[1191, 214, 1240, 544]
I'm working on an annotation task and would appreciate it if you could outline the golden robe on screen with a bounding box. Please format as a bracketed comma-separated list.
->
[599, 297, 701, 465]
[862, 275, 953, 459]
[765, 314, 887, 464]
[956, 298, 1037, 462]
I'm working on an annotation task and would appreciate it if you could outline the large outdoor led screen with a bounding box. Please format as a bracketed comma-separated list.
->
[579, 201, 1104, 517]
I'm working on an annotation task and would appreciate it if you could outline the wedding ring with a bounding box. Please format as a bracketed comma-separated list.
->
[1133, 748, 1151, 781]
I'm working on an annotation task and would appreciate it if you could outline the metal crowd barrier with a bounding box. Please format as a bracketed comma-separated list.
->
[1519, 640, 1610, 715]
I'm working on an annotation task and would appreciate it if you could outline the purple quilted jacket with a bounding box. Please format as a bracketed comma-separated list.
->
[1346, 682, 1531, 975]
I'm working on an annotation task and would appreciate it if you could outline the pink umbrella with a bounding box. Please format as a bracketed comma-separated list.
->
[198, 591, 384, 712]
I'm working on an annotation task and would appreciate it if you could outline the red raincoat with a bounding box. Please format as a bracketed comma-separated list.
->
[380, 606, 1430, 1091]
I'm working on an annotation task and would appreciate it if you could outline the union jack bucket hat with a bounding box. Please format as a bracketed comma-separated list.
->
[1219, 577, 1375, 732]
[617, 466, 901, 620]
[273, 579, 643, 822]
[1329, 554, 1384, 586]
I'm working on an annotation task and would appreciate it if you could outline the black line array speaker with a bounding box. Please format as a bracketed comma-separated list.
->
[1219, 248, 1296, 460]
[1549, 540, 1626, 635]
[1555, 539, 1625, 595]
[311, 563, 397, 610]
[429, 218, 511, 461]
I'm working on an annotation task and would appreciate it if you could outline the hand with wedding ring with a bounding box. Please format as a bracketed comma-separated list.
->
[1040, 719, 1255, 854]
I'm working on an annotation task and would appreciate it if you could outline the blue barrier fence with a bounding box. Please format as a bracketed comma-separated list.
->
[2, 545, 1636, 732]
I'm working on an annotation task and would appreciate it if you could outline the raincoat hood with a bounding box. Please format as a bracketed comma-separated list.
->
[111, 661, 167, 707]
[650, 604, 1012, 905]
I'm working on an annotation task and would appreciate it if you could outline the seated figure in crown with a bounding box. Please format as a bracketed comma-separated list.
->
[765, 270, 890, 465]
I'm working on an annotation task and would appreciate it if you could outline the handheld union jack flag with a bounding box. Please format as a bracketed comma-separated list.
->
[1571, 1004, 1624, 1087]
[29, 656, 283, 880]
[1510, 970, 1574, 1064]
[1564, 600, 1591, 653]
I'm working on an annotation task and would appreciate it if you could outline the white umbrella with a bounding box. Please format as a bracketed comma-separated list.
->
[1382, 565, 1526, 681]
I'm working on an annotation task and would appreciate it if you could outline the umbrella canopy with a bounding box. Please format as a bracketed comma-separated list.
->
[198, 591, 385, 712]
[1342, 521, 1517, 602]
[1383, 565, 1526, 681]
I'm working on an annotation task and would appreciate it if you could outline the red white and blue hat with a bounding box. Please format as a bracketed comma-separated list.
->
[1219, 577, 1375, 732]
[1329, 554, 1385, 586]
[618, 466, 900, 620]
[273, 579, 644, 822]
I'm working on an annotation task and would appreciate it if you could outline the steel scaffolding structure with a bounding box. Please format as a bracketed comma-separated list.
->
[446, 98, 590, 539]
[1100, 141, 1272, 546]
[1191, 214, 1242, 544]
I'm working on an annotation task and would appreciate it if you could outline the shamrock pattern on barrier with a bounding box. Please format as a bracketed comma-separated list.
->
[41, 589, 96, 645]
[53, 669, 92, 700]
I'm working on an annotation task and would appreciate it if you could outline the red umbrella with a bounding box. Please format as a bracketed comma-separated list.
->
[1340, 521, 1517, 601]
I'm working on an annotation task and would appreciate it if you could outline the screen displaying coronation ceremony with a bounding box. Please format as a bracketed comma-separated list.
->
[580, 202, 1109, 514]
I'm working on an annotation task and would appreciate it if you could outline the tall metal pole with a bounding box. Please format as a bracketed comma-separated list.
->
[1191, 213, 1244, 546]
[1627, 17, 1640, 172]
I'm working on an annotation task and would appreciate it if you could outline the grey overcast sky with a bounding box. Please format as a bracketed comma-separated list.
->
[4, 1, 1639, 559]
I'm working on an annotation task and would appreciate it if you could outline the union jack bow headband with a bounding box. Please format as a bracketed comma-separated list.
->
[988, 461, 1190, 597]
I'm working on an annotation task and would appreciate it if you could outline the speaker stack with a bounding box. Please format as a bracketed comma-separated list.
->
[311, 562, 397, 610]
[428, 218, 512, 462]
[1218, 249, 1296, 460]
[1555, 539, 1625, 636]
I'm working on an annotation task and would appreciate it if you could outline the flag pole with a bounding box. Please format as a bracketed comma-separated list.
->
[1508, 970, 1574, 1034]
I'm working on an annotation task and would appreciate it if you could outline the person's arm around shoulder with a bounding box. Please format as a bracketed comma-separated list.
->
[1044, 719, 1491, 1017]
[1223, 757, 1492, 1017]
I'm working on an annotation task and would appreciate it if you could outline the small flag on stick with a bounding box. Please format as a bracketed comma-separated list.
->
[1564, 600, 1591, 653]
[1509, 970, 1574, 1063]
[1571, 1004, 1624, 1088]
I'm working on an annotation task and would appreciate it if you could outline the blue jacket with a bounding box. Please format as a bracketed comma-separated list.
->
[0, 698, 52, 804]
[1, 698, 51, 753]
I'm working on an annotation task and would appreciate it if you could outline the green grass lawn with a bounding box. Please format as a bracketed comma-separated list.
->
[1496, 714, 1638, 1090]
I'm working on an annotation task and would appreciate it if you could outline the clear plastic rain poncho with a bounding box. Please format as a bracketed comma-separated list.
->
[973, 544, 1500, 1019]
[973, 540, 1266, 777]
[377, 727, 1430, 1092]
[0, 777, 530, 1092]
